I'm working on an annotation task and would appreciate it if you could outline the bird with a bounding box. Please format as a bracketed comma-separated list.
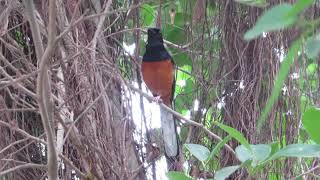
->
[141, 28, 179, 169]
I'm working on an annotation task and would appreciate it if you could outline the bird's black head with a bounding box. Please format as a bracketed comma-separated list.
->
[147, 28, 163, 46]
[143, 28, 171, 61]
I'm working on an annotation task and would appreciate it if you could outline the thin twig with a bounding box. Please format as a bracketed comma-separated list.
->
[291, 164, 320, 180]
[58, 154, 86, 179]
[0, 163, 47, 177]
[0, 120, 46, 144]
[128, 84, 235, 155]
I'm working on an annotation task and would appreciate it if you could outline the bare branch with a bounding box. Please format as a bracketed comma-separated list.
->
[128, 84, 236, 155]
[0, 120, 46, 144]
[0, 163, 47, 177]
[23, 0, 58, 179]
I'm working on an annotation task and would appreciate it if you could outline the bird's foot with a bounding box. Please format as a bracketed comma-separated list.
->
[152, 96, 163, 104]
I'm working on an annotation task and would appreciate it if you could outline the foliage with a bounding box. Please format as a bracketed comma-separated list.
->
[1, 0, 320, 179]
[138, 0, 320, 179]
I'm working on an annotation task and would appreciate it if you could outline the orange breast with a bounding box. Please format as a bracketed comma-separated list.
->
[141, 59, 174, 106]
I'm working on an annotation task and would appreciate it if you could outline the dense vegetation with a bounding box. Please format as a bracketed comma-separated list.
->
[0, 0, 320, 179]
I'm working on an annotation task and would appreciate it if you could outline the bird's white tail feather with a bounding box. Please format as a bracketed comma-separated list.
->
[160, 106, 178, 157]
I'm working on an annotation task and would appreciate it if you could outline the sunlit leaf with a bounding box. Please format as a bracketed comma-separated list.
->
[244, 3, 296, 40]
[236, 144, 271, 167]
[302, 107, 320, 144]
[215, 122, 251, 151]
[307, 63, 318, 75]
[287, 0, 314, 17]
[270, 144, 320, 160]
[166, 171, 192, 180]
[234, 0, 269, 8]
[140, 4, 155, 26]
[185, 143, 210, 161]
[214, 165, 240, 180]
[305, 37, 320, 59]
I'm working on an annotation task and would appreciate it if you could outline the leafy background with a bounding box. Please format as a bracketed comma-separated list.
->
[123, 0, 320, 179]
[0, 0, 319, 179]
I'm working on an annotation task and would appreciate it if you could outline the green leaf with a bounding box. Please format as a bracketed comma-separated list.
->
[166, 171, 192, 180]
[287, 0, 314, 17]
[244, 3, 296, 40]
[185, 143, 210, 161]
[305, 37, 320, 59]
[214, 165, 240, 180]
[234, 0, 269, 8]
[302, 107, 320, 144]
[215, 122, 251, 151]
[140, 4, 155, 26]
[207, 136, 232, 161]
[307, 63, 318, 75]
[171, 48, 192, 66]
[270, 141, 280, 155]
[270, 144, 320, 160]
[172, 12, 186, 28]
[235, 144, 271, 167]
[257, 38, 302, 130]
[179, 126, 189, 143]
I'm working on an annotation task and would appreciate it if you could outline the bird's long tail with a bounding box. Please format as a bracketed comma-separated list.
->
[160, 106, 179, 169]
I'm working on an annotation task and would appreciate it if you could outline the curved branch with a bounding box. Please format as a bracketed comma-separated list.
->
[23, 0, 58, 179]
[128, 84, 235, 155]
[0, 163, 47, 177]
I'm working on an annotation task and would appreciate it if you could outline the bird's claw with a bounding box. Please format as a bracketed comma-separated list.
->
[152, 96, 163, 104]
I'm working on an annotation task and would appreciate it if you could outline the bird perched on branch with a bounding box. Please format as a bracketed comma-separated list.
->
[141, 28, 179, 170]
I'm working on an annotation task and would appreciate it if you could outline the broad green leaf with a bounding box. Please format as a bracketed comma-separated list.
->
[235, 145, 252, 163]
[185, 143, 210, 161]
[244, 3, 296, 40]
[179, 78, 195, 107]
[307, 63, 318, 74]
[171, 48, 192, 66]
[287, 0, 314, 17]
[215, 122, 251, 151]
[234, 0, 269, 8]
[214, 165, 240, 180]
[172, 12, 186, 28]
[270, 141, 280, 155]
[140, 4, 155, 26]
[207, 136, 232, 161]
[235, 144, 271, 167]
[257, 39, 302, 130]
[179, 126, 189, 143]
[164, 27, 186, 44]
[270, 144, 320, 160]
[166, 171, 192, 180]
[305, 37, 320, 59]
[302, 107, 320, 144]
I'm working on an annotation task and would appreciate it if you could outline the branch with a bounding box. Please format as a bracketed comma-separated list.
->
[0, 138, 29, 155]
[128, 84, 235, 155]
[0, 63, 37, 99]
[0, 69, 40, 91]
[291, 164, 320, 180]
[59, 154, 86, 179]
[0, 163, 47, 177]
[62, 71, 115, 146]
[90, 0, 112, 62]
[0, 120, 46, 144]
[23, 0, 58, 179]
[0, 120, 86, 178]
